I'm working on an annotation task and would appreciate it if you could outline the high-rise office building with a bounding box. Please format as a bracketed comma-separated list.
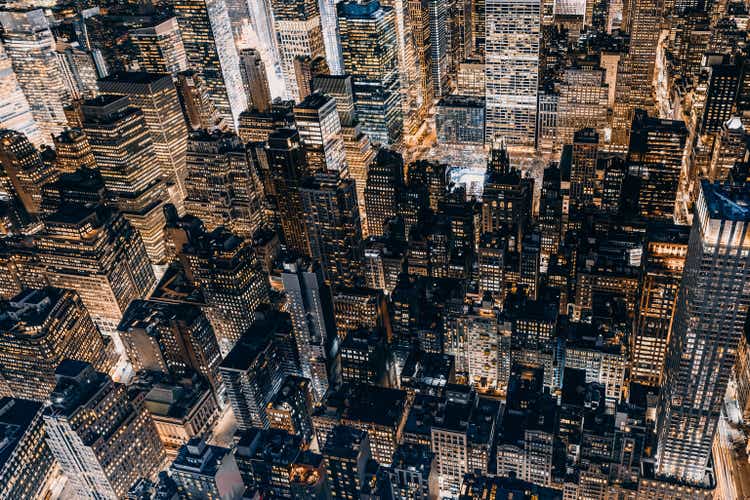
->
[708, 117, 747, 182]
[627, 110, 688, 221]
[184, 130, 263, 237]
[427, 0, 448, 97]
[52, 129, 96, 174]
[81, 95, 169, 264]
[294, 93, 347, 174]
[656, 181, 750, 485]
[118, 299, 223, 392]
[266, 129, 311, 255]
[294, 54, 330, 102]
[570, 128, 599, 208]
[56, 45, 99, 102]
[408, 0, 435, 111]
[0, 130, 58, 216]
[0, 398, 55, 499]
[267, 374, 315, 442]
[484, 0, 540, 147]
[365, 149, 404, 237]
[300, 173, 364, 287]
[0, 42, 42, 147]
[142, 374, 220, 459]
[380, 0, 425, 135]
[0, 287, 113, 401]
[218, 310, 298, 429]
[611, 0, 660, 143]
[44, 360, 166, 499]
[632, 224, 689, 386]
[239, 48, 272, 112]
[389, 443, 439, 499]
[456, 299, 512, 394]
[179, 226, 270, 353]
[477, 232, 507, 297]
[98, 72, 189, 201]
[322, 425, 371, 497]
[340, 327, 389, 385]
[271, 0, 327, 101]
[555, 68, 609, 149]
[282, 259, 339, 401]
[129, 17, 189, 75]
[0, 10, 70, 142]
[338, 0, 403, 145]
[341, 121, 377, 235]
[317, 0, 344, 75]
[481, 146, 533, 237]
[436, 95, 485, 146]
[39, 166, 108, 216]
[311, 75, 376, 229]
[27, 206, 156, 336]
[174, 0, 247, 127]
[701, 58, 741, 135]
[174, 71, 226, 131]
[169, 438, 245, 498]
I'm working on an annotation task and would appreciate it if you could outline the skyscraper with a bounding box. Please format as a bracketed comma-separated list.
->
[271, 0, 327, 101]
[179, 226, 270, 354]
[364, 149, 404, 237]
[266, 129, 311, 255]
[570, 128, 599, 208]
[0, 287, 113, 401]
[656, 181, 750, 485]
[381, 0, 426, 135]
[317, 0, 344, 75]
[169, 438, 245, 498]
[0, 42, 41, 147]
[98, 72, 189, 200]
[51, 129, 96, 174]
[427, 0, 448, 97]
[627, 110, 688, 221]
[44, 361, 166, 499]
[611, 0, 660, 144]
[0, 398, 55, 499]
[56, 44, 99, 101]
[282, 259, 339, 401]
[484, 0, 540, 147]
[322, 425, 371, 497]
[219, 311, 297, 429]
[0, 130, 58, 216]
[3, 206, 156, 337]
[338, 0, 403, 145]
[267, 375, 315, 442]
[632, 224, 689, 386]
[175, 0, 247, 127]
[0, 10, 70, 142]
[701, 58, 741, 135]
[311, 75, 376, 230]
[129, 17, 189, 75]
[81, 95, 169, 264]
[294, 93, 347, 173]
[184, 130, 263, 237]
[300, 173, 364, 287]
[118, 299, 223, 392]
[239, 48, 272, 112]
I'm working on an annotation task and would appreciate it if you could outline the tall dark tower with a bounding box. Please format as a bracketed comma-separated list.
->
[656, 181, 750, 485]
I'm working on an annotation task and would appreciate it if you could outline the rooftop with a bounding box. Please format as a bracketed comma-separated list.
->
[701, 180, 750, 222]
[171, 438, 231, 477]
[220, 312, 292, 371]
[0, 287, 62, 333]
[99, 71, 172, 86]
[0, 398, 44, 467]
[316, 383, 408, 429]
